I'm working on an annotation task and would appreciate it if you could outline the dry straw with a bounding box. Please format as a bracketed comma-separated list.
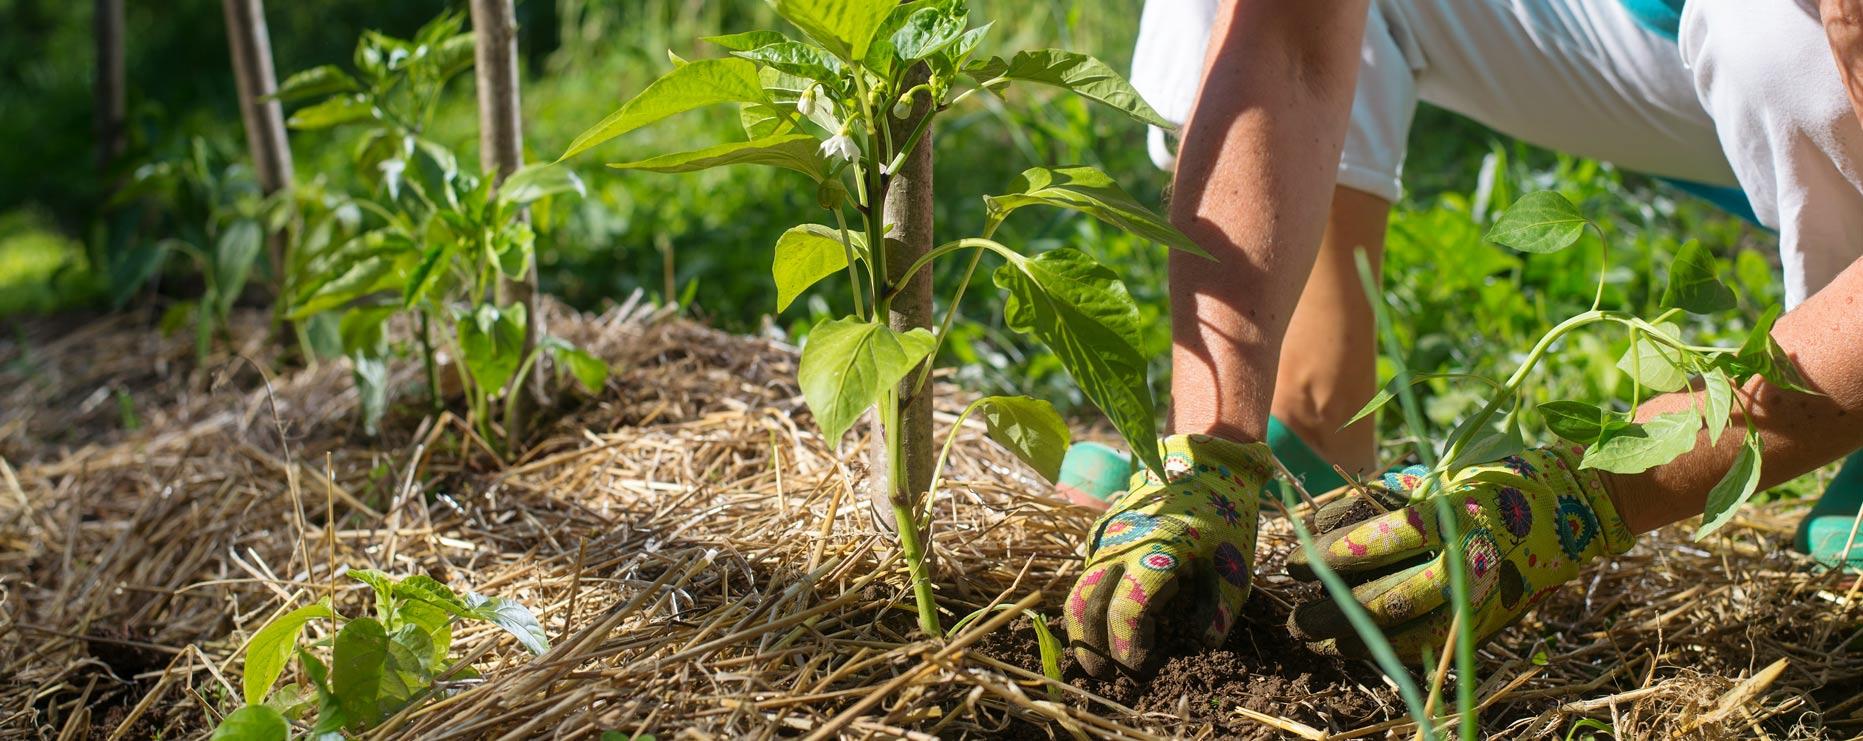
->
[2, 298, 1858, 739]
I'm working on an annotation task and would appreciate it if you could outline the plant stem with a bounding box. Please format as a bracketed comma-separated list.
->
[882, 388, 943, 636]
[419, 312, 442, 411]
[831, 208, 867, 320]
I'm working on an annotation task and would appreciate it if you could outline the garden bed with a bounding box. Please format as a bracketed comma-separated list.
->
[2, 303, 1858, 739]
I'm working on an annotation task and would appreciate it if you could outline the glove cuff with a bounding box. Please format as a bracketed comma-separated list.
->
[1148, 433, 1276, 490]
[1545, 445, 1637, 557]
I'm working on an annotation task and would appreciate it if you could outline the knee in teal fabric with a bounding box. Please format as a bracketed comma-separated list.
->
[1794, 449, 1863, 569]
[1264, 416, 1348, 496]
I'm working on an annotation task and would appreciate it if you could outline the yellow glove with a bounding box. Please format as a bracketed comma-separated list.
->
[1064, 434, 1274, 676]
[1288, 447, 1636, 661]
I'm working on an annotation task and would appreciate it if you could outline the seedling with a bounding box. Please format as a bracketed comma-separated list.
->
[560, 0, 1203, 635]
[209, 570, 547, 740]
[279, 13, 604, 444]
[1354, 191, 1805, 539]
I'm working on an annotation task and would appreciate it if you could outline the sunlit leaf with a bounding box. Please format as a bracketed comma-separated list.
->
[457, 303, 528, 393]
[994, 249, 1161, 476]
[891, 4, 967, 61]
[241, 598, 335, 705]
[732, 41, 843, 86]
[798, 318, 936, 444]
[464, 592, 550, 655]
[607, 133, 827, 182]
[273, 65, 360, 102]
[702, 30, 792, 51]
[553, 343, 610, 394]
[1661, 240, 1737, 314]
[496, 164, 586, 206]
[768, 0, 894, 63]
[967, 49, 1170, 128]
[1727, 304, 1815, 393]
[560, 59, 767, 161]
[1580, 411, 1698, 474]
[1539, 400, 1611, 445]
[1485, 191, 1589, 254]
[1443, 413, 1525, 472]
[971, 396, 1071, 483]
[1616, 323, 1691, 393]
[210, 705, 288, 741]
[287, 95, 374, 130]
[1701, 367, 1735, 443]
[332, 617, 389, 728]
[984, 166, 1207, 258]
[1695, 434, 1762, 539]
[773, 224, 864, 313]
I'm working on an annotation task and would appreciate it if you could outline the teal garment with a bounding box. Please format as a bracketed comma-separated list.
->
[1053, 416, 1351, 504]
[1619, 0, 1686, 40]
[1795, 450, 1863, 569]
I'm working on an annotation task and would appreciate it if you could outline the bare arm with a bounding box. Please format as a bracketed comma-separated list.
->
[1605, 258, 1863, 534]
[1168, 0, 1370, 443]
[1823, 0, 1863, 130]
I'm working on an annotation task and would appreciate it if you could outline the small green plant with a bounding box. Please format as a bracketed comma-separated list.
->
[1317, 190, 1810, 738]
[1357, 191, 1803, 536]
[209, 570, 548, 740]
[279, 13, 603, 443]
[559, 0, 1203, 636]
[113, 138, 292, 361]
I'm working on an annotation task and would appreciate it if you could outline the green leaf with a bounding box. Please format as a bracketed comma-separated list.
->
[212, 219, 264, 316]
[1342, 372, 1500, 430]
[984, 166, 1208, 258]
[554, 344, 610, 394]
[702, 30, 793, 51]
[331, 617, 389, 728]
[732, 41, 843, 86]
[393, 598, 453, 667]
[1484, 191, 1589, 254]
[1443, 413, 1525, 473]
[1540, 400, 1611, 446]
[1617, 323, 1691, 393]
[773, 224, 864, 313]
[560, 58, 767, 162]
[337, 307, 394, 357]
[379, 625, 435, 705]
[1728, 304, 1815, 393]
[1028, 613, 1065, 701]
[607, 133, 826, 181]
[739, 102, 793, 139]
[891, 5, 967, 61]
[993, 249, 1162, 477]
[1661, 240, 1737, 314]
[497, 164, 586, 206]
[210, 705, 288, 741]
[464, 592, 550, 655]
[346, 568, 397, 621]
[1580, 411, 1699, 474]
[966, 49, 1170, 128]
[241, 598, 335, 705]
[798, 318, 936, 445]
[1695, 433, 1763, 539]
[287, 95, 374, 130]
[1701, 367, 1735, 443]
[971, 396, 1071, 483]
[274, 65, 360, 102]
[403, 242, 451, 308]
[352, 355, 389, 436]
[458, 303, 528, 393]
[769, 0, 895, 62]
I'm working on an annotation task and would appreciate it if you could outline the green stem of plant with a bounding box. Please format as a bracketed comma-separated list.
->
[910, 246, 985, 397]
[831, 208, 867, 320]
[881, 386, 943, 637]
[1440, 309, 1607, 470]
[419, 313, 442, 412]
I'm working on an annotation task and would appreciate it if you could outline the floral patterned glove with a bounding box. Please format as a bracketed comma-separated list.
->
[1064, 434, 1275, 676]
[1287, 447, 1636, 662]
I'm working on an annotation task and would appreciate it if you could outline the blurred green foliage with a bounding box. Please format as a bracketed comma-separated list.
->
[3, 0, 1810, 500]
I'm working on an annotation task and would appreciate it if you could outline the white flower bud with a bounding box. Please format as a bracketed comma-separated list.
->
[796, 85, 822, 118]
[819, 133, 859, 163]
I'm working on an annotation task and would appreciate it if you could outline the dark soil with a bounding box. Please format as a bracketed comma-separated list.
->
[978, 578, 1397, 739]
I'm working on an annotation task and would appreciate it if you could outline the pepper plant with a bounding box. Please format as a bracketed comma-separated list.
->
[560, 0, 1207, 635]
[1354, 190, 1811, 538]
[279, 13, 604, 444]
[209, 570, 547, 740]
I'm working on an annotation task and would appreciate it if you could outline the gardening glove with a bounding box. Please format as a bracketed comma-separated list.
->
[1064, 434, 1276, 677]
[1287, 447, 1636, 663]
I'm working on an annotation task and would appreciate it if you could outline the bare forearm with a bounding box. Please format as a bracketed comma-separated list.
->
[1824, 0, 1863, 130]
[1167, 0, 1369, 442]
[1605, 258, 1863, 534]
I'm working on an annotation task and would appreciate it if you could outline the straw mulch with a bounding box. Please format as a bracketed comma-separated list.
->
[1, 301, 1859, 740]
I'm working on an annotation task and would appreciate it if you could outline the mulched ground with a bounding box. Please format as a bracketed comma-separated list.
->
[2, 300, 1859, 739]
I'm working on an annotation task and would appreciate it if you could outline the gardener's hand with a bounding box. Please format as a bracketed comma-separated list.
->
[1287, 447, 1636, 662]
[1064, 434, 1275, 677]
